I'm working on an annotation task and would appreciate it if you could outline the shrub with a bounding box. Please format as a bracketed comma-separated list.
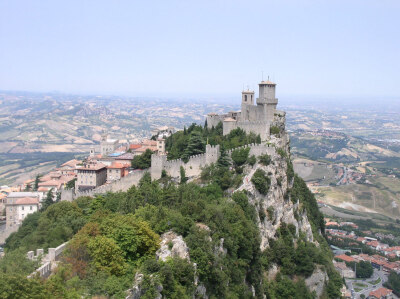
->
[251, 169, 271, 195]
[276, 148, 287, 158]
[231, 147, 250, 167]
[247, 155, 256, 166]
[259, 153, 271, 166]
[267, 206, 275, 221]
[270, 126, 280, 135]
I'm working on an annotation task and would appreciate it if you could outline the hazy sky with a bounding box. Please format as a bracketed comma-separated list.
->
[1, 0, 399, 98]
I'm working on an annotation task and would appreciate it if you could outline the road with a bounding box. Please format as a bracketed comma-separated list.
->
[346, 269, 388, 299]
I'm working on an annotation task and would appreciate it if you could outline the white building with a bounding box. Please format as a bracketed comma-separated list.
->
[5, 196, 40, 228]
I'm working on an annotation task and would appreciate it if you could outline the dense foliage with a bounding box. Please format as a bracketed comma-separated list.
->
[384, 271, 400, 296]
[1, 125, 343, 298]
[131, 149, 152, 169]
[6, 201, 86, 251]
[251, 169, 271, 195]
[165, 123, 261, 161]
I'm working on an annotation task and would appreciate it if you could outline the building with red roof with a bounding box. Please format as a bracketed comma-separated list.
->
[368, 287, 393, 299]
[107, 162, 129, 182]
[5, 195, 39, 228]
[335, 254, 355, 263]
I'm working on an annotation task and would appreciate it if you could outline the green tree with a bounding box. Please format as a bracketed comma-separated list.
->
[65, 178, 77, 190]
[182, 131, 205, 162]
[0, 249, 39, 276]
[0, 273, 50, 299]
[34, 175, 41, 191]
[251, 169, 271, 195]
[259, 153, 271, 166]
[24, 183, 32, 191]
[131, 149, 153, 169]
[217, 148, 231, 168]
[87, 235, 127, 275]
[384, 271, 400, 296]
[356, 261, 373, 278]
[180, 166, 187, 184]
[42, 188, 55, 210]
[231, 147, 250, 167]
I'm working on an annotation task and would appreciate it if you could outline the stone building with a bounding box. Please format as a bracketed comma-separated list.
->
[207, 79, 284, 141]
[5, 194, 40, 228]
[107, 162, 129, 182]
[75, 162, 107, 191]
[100, 133, 119, 157]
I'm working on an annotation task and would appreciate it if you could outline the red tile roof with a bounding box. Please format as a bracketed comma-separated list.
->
[129, 144, 142, 150]
[335, 254, 355, 263]
[369, 287, 392, 298]
[15, 197, 39, 205]
[107, 162, 129, 169]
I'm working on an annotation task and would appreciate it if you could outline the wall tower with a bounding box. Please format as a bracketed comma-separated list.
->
[257, 80, 278, 120]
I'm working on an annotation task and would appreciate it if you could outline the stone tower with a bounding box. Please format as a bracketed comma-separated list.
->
[257, 80, 278, 121]
[241, 89, 255, 122]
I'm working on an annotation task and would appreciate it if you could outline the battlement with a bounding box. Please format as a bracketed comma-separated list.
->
[151, 144, 220, 180]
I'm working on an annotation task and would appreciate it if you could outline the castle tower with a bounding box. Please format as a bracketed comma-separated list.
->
[256, 80, 278, 121]
[157, 138, 165, 154]
[242, 89, 254, 105]
[241, 89, 255, 121]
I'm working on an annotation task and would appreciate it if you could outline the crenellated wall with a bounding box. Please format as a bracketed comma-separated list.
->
[69, 169, 148, 199]
[206, 114, 225, 129]
[66, 142, 276, 199]
[226, 142, 275, 158]
[151, 144, 220, 180]
[27, 241, 68, 278]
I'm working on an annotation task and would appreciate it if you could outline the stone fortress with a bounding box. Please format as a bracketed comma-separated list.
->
[206, 79, 284, 141]
[63, 78, 287, 200]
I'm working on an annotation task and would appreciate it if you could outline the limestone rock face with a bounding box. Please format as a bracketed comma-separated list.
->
[156, 231, 190, 262]
[305, 267, 328, 298]
[125, 273, 162, 299]
[236, 133, 315, 250]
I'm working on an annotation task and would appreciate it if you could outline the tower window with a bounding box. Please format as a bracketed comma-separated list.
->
[245, 95, 247, 102]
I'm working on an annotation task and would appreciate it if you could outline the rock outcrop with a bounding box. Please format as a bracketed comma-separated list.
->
[155, 231, 190, 262]
[305, 267, 329, 298]
[236, 132, 314, 250]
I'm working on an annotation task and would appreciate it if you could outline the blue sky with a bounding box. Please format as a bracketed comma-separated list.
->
[0, 0, 399, 98]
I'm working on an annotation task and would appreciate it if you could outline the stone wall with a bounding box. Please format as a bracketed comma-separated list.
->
[70, 169, 148, 199]
[223, 121, 270, 141]
[27, 241, 68, 278]
[67, 142, 275, 199]
[226, 142, 275, 158]
[151, 144, 220, 180]
[206, 114, 225, 129]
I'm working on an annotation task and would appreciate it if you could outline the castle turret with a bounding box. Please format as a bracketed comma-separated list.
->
[256, 80, 278, 121]
[242, 89, 254, 105]
[241, 89, 255, 122]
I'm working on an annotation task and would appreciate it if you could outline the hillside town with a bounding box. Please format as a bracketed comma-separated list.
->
[0, 126, 175, 242]
[325, 219, 400, 298]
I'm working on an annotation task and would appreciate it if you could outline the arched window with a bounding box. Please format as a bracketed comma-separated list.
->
[245, 95, 247, 102]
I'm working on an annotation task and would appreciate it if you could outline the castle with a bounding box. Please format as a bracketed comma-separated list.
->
[207, 79, 283, 141]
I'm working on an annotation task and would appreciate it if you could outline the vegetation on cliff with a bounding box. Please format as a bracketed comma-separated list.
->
[1, 125, 342, 298]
